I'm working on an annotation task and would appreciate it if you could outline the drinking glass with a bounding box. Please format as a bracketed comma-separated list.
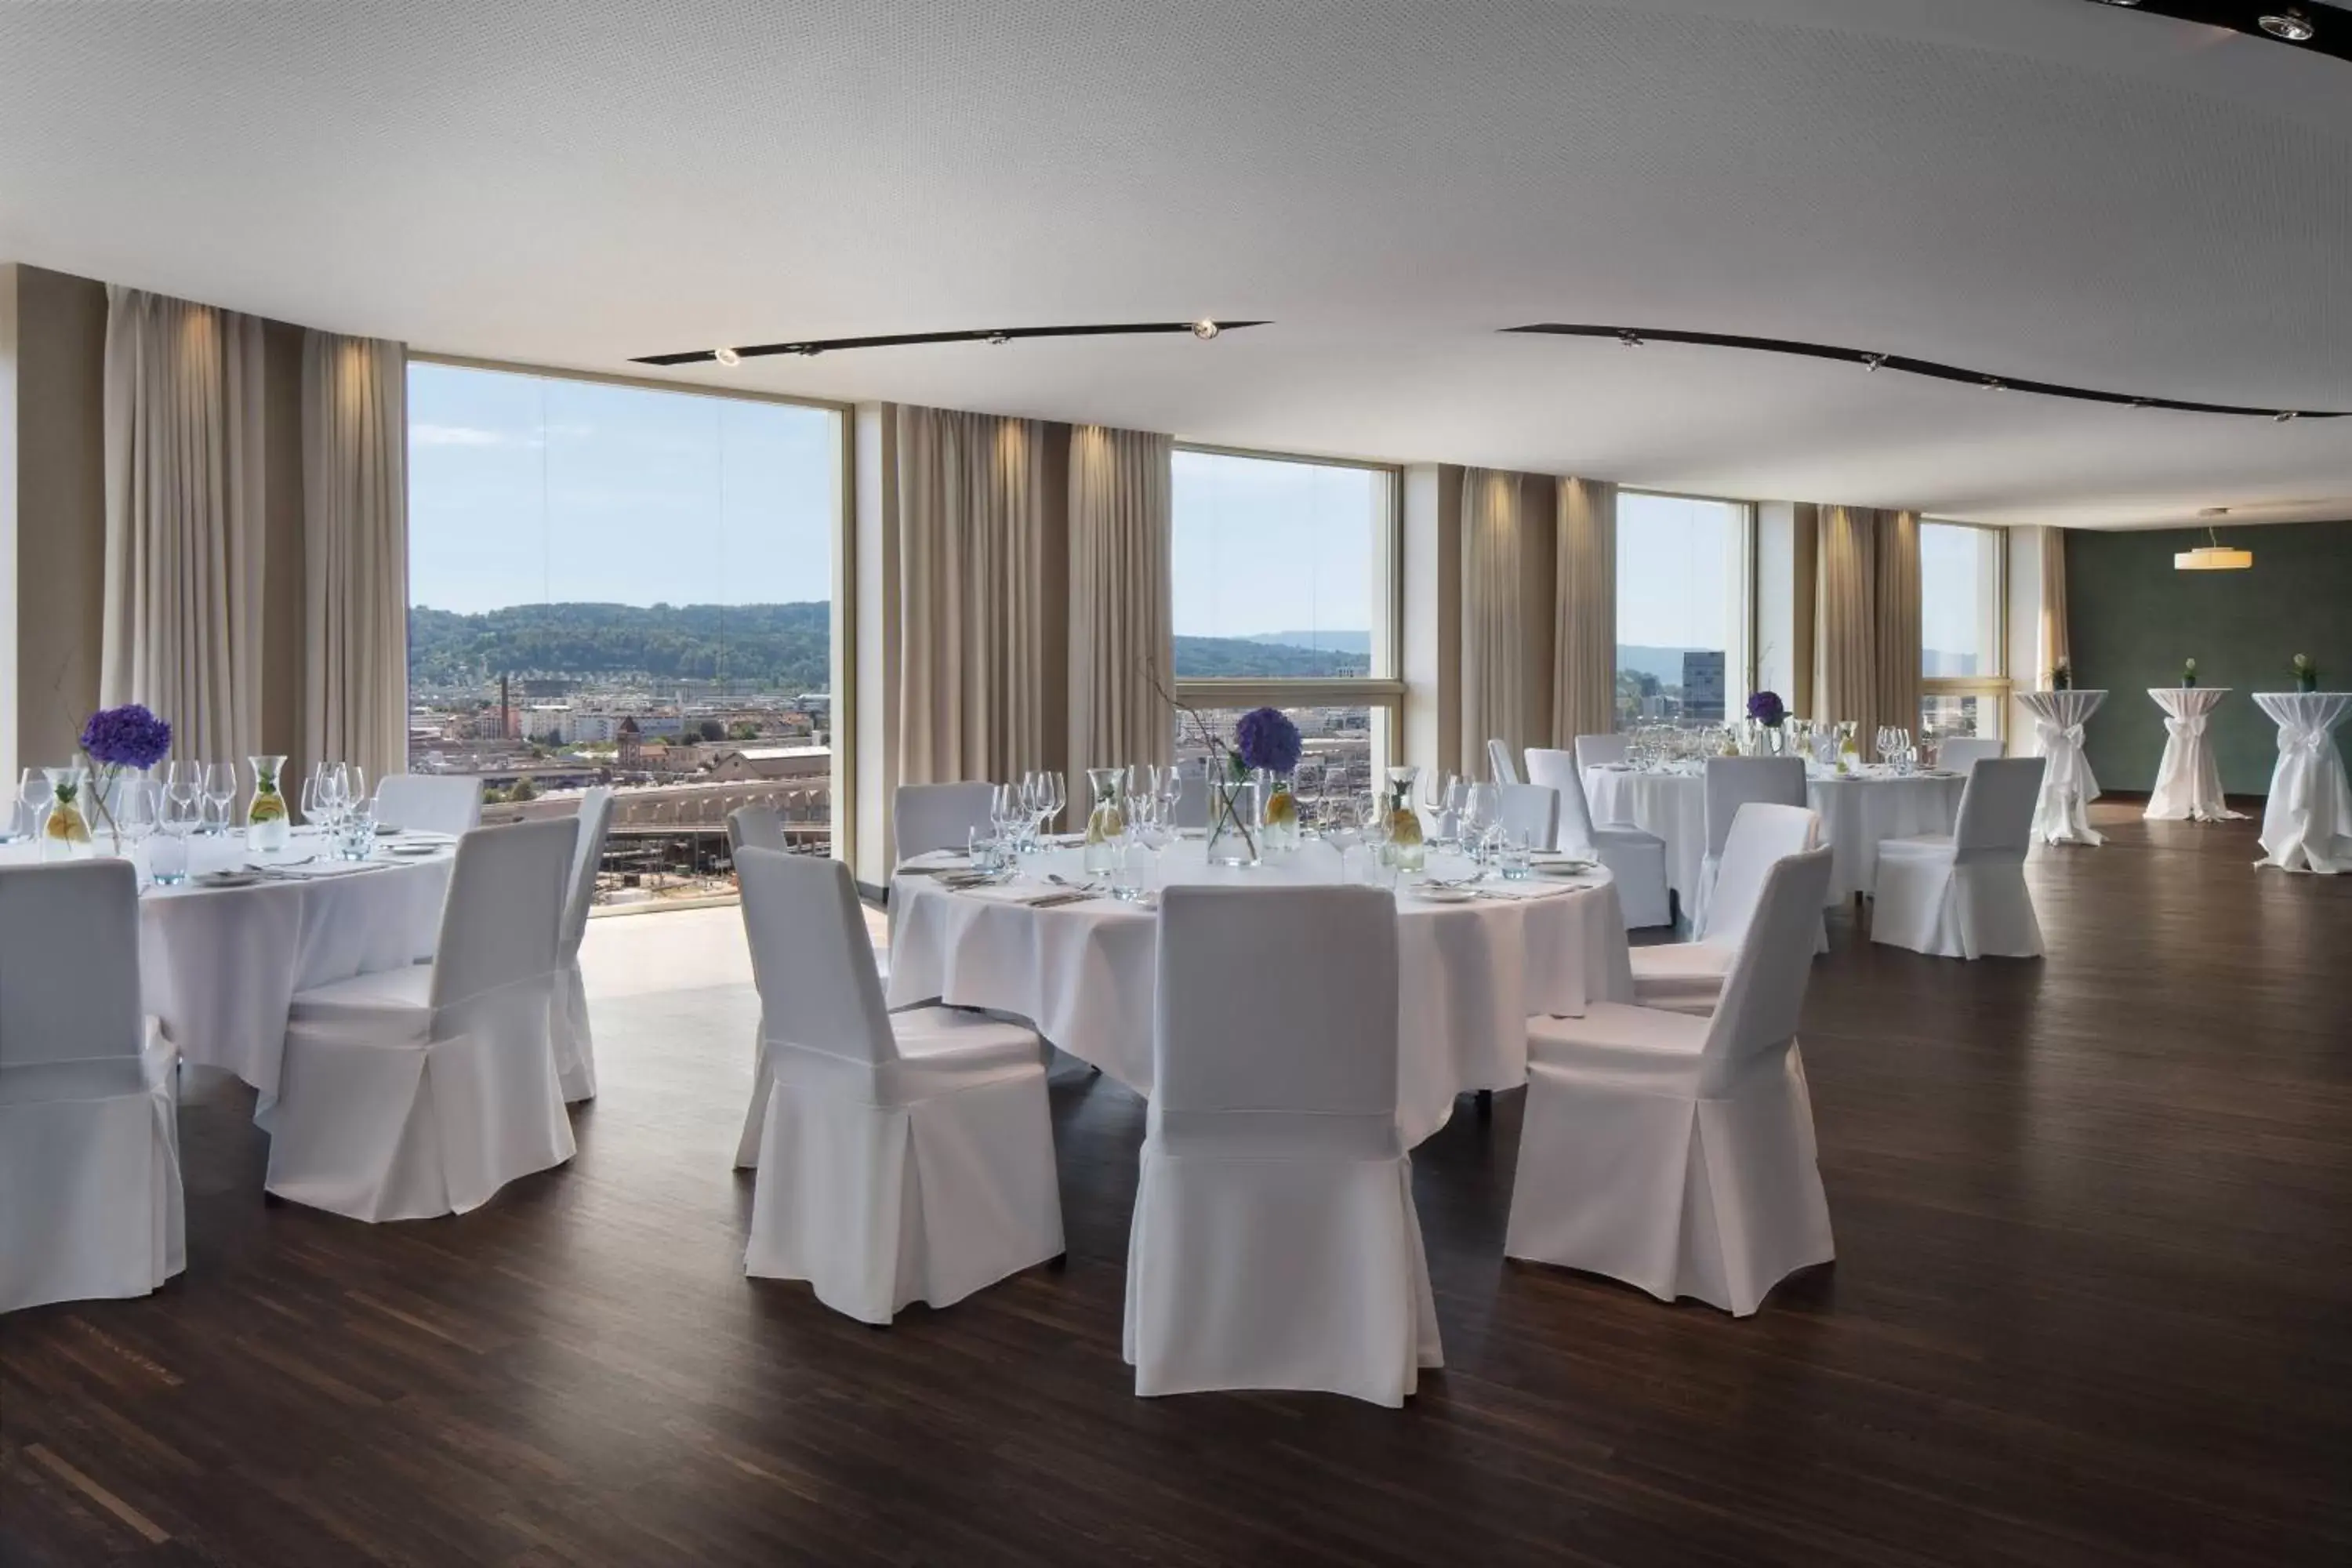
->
[989, 782, 1025, 854]
[300, 768, 323, 827]
[1039, 770, 1065, 837]
[967, 823, 1002, 874]
[154, 779, 201, 884]
[1462, 782, 1501, 868]
[202, 763, 238, 834]
[1498, 829, 1534, 881]
[114, 779, 159, 884]
[1355, 792, 1394, 886]
[0, 768, 44, 843]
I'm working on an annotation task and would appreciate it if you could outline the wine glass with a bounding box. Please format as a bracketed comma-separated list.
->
[989, 782, 1024, 855]
[300, 767, 323, 827]
[154, 777, 202, 885]
[1461, 782, 1501, 871]
[1039, 770, 1065, 838]
[202, 763, 238, 834]
[1, 768, 46, 843]
[114, 779, 159, 884]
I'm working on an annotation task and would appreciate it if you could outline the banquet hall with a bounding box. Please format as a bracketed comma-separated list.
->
[3, 2, 2350, 1563]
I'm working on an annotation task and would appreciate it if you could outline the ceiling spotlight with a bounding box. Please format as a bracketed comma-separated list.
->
[2259, 9, 2315, 41]
[2089, 0, 2141, 8]
[1617, 331, 1645, 347]
[1191, 319, 1221, 340]
[790, 343, 822, 358]
[2275, 409, 2299, 423]
[986, 332, 1011, 345]
[713, 347, 742, 367]
[1982, 377, 2005, 391]
[1862, 353, 1887, 372]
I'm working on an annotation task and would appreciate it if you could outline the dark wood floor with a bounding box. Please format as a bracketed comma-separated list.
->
[5, 808, 2349, 1567]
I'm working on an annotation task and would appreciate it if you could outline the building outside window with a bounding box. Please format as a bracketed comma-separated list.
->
[405, 360, 843, 906]
[1615, 492, 1752, 729]
[1918, 520, 2007, 742]
[1168, 448, 1401, 800]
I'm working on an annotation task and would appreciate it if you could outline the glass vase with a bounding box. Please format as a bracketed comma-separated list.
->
[1381, 765, 1425, 873]
[1257, 769, 1300, 853]
[40, 765, 93, 861]
[1082, 767, 1127, 875]
[246, 754, 291, 851]
[1204, 775, 1263, 868]
[1763, 723, 1786, 757]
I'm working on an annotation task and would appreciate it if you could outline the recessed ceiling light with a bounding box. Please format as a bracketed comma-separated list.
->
[2090, 0, 2141, 7]
[1191, 319, 1221, 340]
[713, 346, 741, 366]
[2259, 9, 2315, 41]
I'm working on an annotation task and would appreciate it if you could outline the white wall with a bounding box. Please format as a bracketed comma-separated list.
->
[2005, 524, 2050, 752]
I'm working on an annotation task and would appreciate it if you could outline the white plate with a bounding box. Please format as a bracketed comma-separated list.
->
[1410, 884, 1477, 904]
[195, 870, 261, 888]
[387, 843, 441, 857]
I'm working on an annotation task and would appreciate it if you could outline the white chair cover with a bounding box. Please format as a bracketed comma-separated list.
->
[728, 805, 787, 855]
[1, 862, 185, 1313]
[2253, 692, 2352, 874]
[1125, 884, 1441, 1404]
[1870, 757, 2046, 959]
[1693, 758, 1807, 934]
[1630, 803, 1820, 1014]
[1574, 732, 1630, 773]
[1526, 747, 1673, 929]
[1486, 738, 1520, 786]
[265, 818, 579, 1220]
[552, 786, 613, 1102]
[1937, 737, 2005, 772]
[893, 782, 994, 862]
[737, 848, 1062, 1323]
[1496, 782, 1558, 850]
[1507, 844, 1836, 1316]
[373, 774, 485, 839]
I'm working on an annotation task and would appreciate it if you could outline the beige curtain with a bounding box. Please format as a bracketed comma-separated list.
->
[1813, 504, 1878, 742]
[1459, 470, 1524, 779]
[1068, 425, 1173, 770]
[895, 405, 1047, 784]
[100, 286, 267, 762]
[303, 330, 409, 782]
[2039, 526, 2069, 687]
[1552, 477, 1617, 743]
[1874, 510, 1921, 756]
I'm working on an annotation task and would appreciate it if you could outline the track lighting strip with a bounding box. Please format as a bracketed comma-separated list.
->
[634, 320, 1266, 368]
[1503, 324, 2347, 419]
[2081, 2, 2348, 64]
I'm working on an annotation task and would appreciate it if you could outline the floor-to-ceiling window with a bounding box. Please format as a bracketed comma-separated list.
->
[1918, 520, 2007, 741]
[1169, 447, 1400, 797]
[1614, 492, 1752, 729]
[405, 359, 844, 906]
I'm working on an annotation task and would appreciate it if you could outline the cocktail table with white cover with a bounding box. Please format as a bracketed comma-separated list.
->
[887, 840, 1633, 1148]
[2017, 689, 2106, 845]
[2146, 688, 2244, 822]
[2252, 691, 2352, 873]
[1585, 766, 1965, 910]
[0, 826, 456, 1101]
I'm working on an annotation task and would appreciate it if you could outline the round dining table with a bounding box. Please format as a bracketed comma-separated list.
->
[1584, 764, 1966, 909]
[0, 826, 456, 1098]
[887, 839, 1632, 1147]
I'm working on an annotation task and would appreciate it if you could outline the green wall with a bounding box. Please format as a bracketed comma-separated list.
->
[2065, 521, 2352, 798]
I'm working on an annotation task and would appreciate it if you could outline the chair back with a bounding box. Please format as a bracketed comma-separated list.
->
[730, 805, 787, 855]
[1952, 757, 2045, 862]
[374, 773, 485, 838]
[1700, 804, 1820, 949]
[1699, 845, 1835, 1094]
[893, 782, 994, 861]
[1937, 737, 2005, 773]
[1524, 748, 1599, 856]
[1497, 782, 1559, 851]
[429, 818, 575, 1014]
[1170, 760, 1210, 831]
[559, 786, 613, 959]
[735, 848, 895, 1065]
[0, 861, 143, 1067]
[1703, 757, 1807, 857]
[1573, 732, 1629, 772]
[1486, 738, 1520, 786]
[1154, 886, 1398, 1123]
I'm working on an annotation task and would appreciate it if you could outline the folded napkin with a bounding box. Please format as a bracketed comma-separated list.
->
[1476, 879, 1593, 899]
[258, 859, 390, 880]
[957, 881, 1089, 906]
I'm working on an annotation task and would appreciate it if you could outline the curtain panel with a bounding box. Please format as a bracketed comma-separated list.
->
[1873, 510, 1922, 758]
[2038, 525, 2069, 687]
[303, 331, 409, 782]
[1552, 477, 1617, 746]
[1459, 469, 1526, 778]
[100, 287, 268, 761]
[1068, 425, 1174, 771]
[895, 405, 1048, 786]
[1813, 504, 1880, 748]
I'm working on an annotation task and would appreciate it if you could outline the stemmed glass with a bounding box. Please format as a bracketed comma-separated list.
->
[1461, 782, 1501, 873]
[202, 763, 238, 835]
[1421, 771, 1461, 850]
[107, 779, 158, 884]
[154, 776, 201, 885]
[300, 765, 325, 829]
[1036, 770, 1065, 840]
[989, 782, 1025, 862]
[1, 768, 45, 843]
[1355, 791, 1393, 884]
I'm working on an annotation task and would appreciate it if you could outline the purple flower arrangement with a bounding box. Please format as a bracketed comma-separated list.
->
[1233, 706, 1304, 776]
[81, 703, 174, 770]
[1744, 690, 1787, 727]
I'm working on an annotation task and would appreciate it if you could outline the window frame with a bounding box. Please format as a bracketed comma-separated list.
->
[1169, 442, 1406, 772]
[1917, 517, 2009, 742]
[401, 352, 859, 865]
[1613, 487, 1759, 729]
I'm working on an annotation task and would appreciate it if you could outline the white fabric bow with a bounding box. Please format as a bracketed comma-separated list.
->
[2275, 727, 2332, 813]
[2165, 714, 2208, 740]
[2035, 719, 2088, 795]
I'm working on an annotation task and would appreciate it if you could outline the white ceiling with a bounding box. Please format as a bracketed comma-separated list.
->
[4, 0, 2350, 529]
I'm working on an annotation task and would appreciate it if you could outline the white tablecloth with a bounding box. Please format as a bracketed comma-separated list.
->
[2252, 691, 2352, 873]
[0, 827, 456, 1097]
[1584, 766, 1965, 906]
[887, 841, 1633, 1147]
[2019, 689, 2106, 845]
[2146, 688, 2244, 822]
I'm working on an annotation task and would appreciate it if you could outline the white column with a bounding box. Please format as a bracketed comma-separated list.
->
[1400, 463, 1459, 779]
[2005, 525, 2049, 753]
[850, 401, 898, 888]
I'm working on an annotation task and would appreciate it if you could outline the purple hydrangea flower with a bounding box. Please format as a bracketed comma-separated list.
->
[80, 703, 173, 770]
[1234, 706, 1304, 775]
[1745, 690, 1787, 727]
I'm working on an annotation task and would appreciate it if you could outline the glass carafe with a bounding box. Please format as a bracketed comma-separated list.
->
[1082, 767, 1127, 874]
[1381, 765, 1425, 873]
[246, 754, 291, 851]
[41, 765, 93, 860]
